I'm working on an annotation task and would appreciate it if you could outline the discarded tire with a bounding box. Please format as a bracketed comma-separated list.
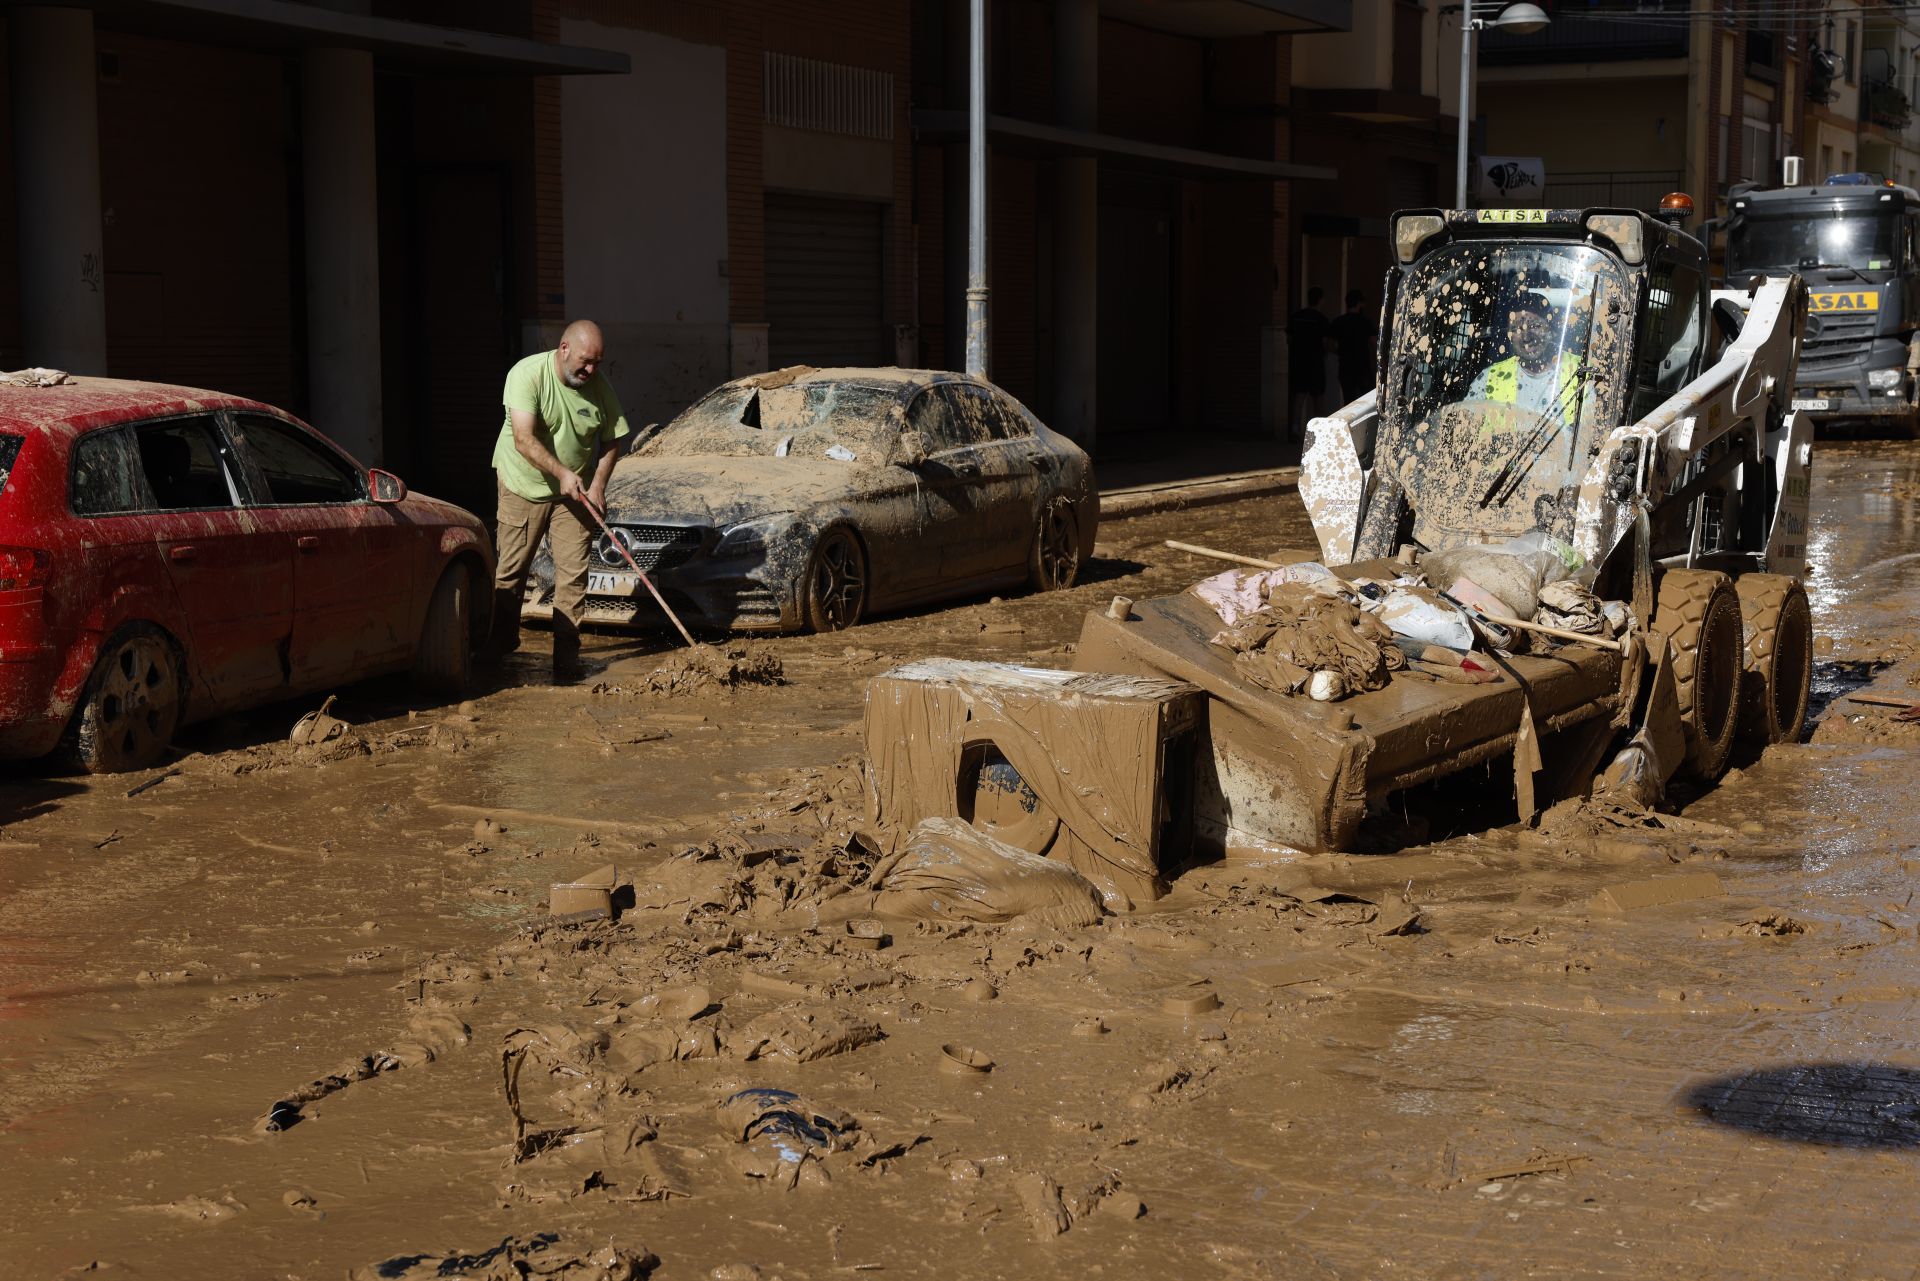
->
[1649, 568, 1743, 783]
[1734, 573, 1813, 747]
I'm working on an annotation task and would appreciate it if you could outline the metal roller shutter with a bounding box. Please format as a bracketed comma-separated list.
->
[765, 194, 887, 369]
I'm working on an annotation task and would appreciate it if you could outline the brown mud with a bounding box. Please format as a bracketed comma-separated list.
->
[4, 443, 1920, 1278]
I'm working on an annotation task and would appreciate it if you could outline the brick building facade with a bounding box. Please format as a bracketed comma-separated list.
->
[2, 0, 1351, 515]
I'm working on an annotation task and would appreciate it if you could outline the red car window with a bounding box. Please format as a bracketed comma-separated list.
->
[228, 415, 362, 505]
[71, 428, 149, 515]
[0, 433, 21, 496]
[134, 416, 237, 511]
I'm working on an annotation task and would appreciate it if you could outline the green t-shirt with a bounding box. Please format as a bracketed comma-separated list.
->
[492, 350, 630, 501]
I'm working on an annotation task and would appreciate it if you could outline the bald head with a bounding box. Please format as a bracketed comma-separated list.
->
[555, 320, 606, 389]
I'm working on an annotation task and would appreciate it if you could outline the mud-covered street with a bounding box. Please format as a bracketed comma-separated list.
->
[4, 442, 1920, 1280]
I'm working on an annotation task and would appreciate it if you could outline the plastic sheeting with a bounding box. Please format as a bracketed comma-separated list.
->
[868, 817, 1106, 929]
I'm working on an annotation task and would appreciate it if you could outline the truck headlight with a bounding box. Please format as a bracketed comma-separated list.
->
[1868, 368, 1903, 390]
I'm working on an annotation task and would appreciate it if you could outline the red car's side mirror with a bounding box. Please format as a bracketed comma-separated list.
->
[369, 468, 408, 504]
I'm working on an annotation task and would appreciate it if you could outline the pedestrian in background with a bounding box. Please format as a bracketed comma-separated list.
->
[489, 319, 630, 684]
[1331, 289, 1378, 405]
[1287, 287, 1332, 442]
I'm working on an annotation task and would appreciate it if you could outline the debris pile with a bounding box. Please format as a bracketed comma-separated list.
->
[1206, 579, 1402, 699]
[611, 643, 786, 696]
[1185, 533, 1628, 702]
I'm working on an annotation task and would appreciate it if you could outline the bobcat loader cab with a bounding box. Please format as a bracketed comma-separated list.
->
[1316, 207, 1806, 580]
[1072, 204, 1816, 856]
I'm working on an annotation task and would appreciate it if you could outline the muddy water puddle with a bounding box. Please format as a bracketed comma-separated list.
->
[9, 465, 1920, 1277]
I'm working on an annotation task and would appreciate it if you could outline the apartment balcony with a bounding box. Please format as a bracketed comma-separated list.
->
[1864, 77, 1912, 133]
[1481, 1, 1689, 67]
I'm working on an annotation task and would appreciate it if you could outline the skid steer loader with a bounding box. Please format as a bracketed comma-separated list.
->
[1074, 205, 1816, 856]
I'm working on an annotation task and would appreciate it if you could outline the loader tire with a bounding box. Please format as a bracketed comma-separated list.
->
[1648, 568, 1743, 783]
[1734, 574, 1813, 748]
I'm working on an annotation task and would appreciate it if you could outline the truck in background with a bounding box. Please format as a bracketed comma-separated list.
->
[1720, 164, 1920, 436]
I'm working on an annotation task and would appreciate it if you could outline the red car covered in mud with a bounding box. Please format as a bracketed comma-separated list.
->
[0, 378, 493, 773]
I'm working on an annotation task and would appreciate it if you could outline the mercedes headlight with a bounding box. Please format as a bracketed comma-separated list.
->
[1867, 368, 1903, 390]
[714, 513, 797, 556]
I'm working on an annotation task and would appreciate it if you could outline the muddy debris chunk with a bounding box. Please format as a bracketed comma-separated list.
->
[631, 643, 785, 696]
[734, 1006, 883, 1062]
[349, 1233, 656, 1281]
[720, 1087, 858, 1188]
[1734, 911, 1808, 937]
[960, 978, 997, 1002]
[861, 818, 1106, 929]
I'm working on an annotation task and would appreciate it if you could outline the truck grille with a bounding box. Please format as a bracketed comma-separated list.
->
[591, 524, 704, 572]
[1801, 310, 1877, 371]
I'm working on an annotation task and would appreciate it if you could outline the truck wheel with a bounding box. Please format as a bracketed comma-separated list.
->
[1734, 574, 1813, 747]
[413, 563, 473, 696]
[67, 624, 183, 774]
[1648, 568, 1743, 783]
[1027, 495, 1083, 592]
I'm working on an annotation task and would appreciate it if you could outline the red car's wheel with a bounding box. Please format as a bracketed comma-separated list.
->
[413, 563, 474, 696]
[67, 625, 183, 774]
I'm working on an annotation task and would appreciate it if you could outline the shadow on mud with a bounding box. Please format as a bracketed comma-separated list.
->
[0, 767, 86, 824]
[1685, 1063, 1920, 1148]
[1078, 554, 1150, 587]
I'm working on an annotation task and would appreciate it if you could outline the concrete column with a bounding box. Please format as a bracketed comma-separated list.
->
[1051, 0, 1098, 449]
[9, 7, 108, 373]
[302, 47, 382, 465]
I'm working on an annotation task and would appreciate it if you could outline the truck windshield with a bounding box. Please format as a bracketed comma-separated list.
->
[1384, 240, 1630, 547]
[1728, 210, 1900, 273]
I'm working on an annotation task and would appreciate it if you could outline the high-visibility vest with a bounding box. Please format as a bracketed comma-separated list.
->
[1483, 354, 1581, 414]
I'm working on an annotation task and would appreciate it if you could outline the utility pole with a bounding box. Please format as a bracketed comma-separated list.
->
[965, 0, 990, 377]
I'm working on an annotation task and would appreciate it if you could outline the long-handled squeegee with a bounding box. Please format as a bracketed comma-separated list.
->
[583, 502, 698, 648]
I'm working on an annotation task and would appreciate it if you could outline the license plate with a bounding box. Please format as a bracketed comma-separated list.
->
[1791, 398, 1832, 411]
[587, 571, 640, 597]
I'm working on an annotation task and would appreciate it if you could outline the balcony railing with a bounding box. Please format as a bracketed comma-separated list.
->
[1864, 77, 1912, 131]
[1481, 0, 1690, 66]
[1543, 169, 1685, 210]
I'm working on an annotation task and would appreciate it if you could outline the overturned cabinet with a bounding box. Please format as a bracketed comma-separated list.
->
[864, 660, 1205, 908]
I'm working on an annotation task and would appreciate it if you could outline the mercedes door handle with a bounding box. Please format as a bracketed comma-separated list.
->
[168, 545, 198, 563]
[296, 536, 322, 552]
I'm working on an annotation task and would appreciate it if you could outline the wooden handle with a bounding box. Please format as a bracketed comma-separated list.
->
[1164, 540, 1281, 569]
[1474, 610, 1623, 652]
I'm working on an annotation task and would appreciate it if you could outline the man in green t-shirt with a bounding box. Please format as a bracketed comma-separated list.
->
[490, 318, 630, 681]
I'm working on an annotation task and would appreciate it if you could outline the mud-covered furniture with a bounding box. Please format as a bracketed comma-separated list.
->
[864, 659, 1205, 908]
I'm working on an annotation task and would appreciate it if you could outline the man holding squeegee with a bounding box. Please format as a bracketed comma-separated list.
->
[489, 319, 629, 683]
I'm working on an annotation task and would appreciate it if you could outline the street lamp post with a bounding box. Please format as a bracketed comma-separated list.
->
[1452, 1, 1551, 208]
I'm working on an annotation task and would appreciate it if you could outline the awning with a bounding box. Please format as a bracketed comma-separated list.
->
[912, 110, 1337, 182]
[49, 0, 629, 75]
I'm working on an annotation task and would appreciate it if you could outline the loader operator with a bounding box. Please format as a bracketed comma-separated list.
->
[1466, 289, 1583, 424]
[490, 319, 630, 684]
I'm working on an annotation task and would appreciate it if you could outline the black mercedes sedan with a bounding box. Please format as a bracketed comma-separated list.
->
[522, 367, 1098, 633]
